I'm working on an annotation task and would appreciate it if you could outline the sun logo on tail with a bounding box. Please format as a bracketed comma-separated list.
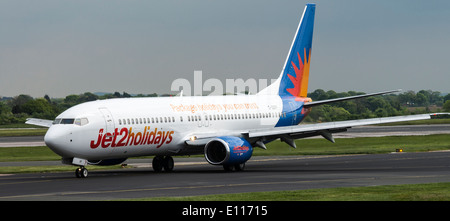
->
[286, 48, 311, 98]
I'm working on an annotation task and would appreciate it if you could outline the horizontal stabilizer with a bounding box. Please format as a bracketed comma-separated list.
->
[304, 89, 401, 107]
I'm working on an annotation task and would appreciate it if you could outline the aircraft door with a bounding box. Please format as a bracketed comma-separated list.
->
[99, 107, 115, 134]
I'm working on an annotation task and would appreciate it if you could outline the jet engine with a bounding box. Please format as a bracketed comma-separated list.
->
[204, 136, 253, 170]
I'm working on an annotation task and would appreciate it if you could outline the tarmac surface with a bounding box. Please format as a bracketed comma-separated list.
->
[1, 152, 450, 201]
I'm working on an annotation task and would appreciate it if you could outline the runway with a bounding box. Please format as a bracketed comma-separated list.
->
[1, 152, 450, 201]
[0, 136, 45, 147]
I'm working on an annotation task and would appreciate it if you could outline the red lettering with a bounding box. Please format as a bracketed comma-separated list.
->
[101, 132, 112, 148]
[134, 132, 142, 146]
[166, 131, 174, 144]
[147, 128, 157, 144]
[140, 126, 148, 145]
[89, 127, 175, 149]
[111, 128, 119, 147]
[116, 127, 128, 147]
[154, 131, 162, 145]
[126, 127, 135, 146]
[158, 131, 167, 148]
[90, 129, 104, 149]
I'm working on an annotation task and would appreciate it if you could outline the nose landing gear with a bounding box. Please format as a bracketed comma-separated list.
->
[75, 167, 88, 178]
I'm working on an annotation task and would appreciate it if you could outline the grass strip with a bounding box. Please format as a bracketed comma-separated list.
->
[129, 182, 450, 201]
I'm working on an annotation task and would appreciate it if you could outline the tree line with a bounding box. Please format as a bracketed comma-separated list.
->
[1, 90, 450, 125]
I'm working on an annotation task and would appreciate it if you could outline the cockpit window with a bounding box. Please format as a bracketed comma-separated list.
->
[53, 118, 89, 126]
[74, 118, 89, 126]
[61, 119, 75, 124]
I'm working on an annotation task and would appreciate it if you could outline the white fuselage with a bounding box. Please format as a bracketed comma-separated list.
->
[45, 95, 285, 161]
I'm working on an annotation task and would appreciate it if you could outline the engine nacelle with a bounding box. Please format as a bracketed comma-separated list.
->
[204, 136, 253, 166]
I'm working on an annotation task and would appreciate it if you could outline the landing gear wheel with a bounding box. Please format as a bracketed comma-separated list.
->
[163, 156, 174, 172]
[223, 163, 245, 172]
[152, 156, 175, 172]
[152, 156, 164, 172]
[75, 167, 88, 178]
[235, 163, 245, 171]
[223, 164, 235, 172]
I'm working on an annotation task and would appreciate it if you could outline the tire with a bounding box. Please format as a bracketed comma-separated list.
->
[223, 164, 235, 172]
[75, 167, 88, 178]
[80, 168, 88, 178]
[235, 163, 245, 171]
[152, 156, 164, 172]
[75, 168, 82, 178]
[163, 156, 174, 172]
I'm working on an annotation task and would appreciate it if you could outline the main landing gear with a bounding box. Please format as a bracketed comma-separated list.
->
[152, 156, 174, 172]
[223, 163, 245, 172]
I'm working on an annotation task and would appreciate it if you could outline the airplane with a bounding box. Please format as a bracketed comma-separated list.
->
[26, 3, 448, 178]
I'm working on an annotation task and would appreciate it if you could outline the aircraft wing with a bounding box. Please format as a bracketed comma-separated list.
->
[245, 113, 449, 147]
[186, 113, 449, 149]
[25, 118, 53, 128]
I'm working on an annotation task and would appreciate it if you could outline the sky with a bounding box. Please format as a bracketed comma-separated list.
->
[1, 0, 450, 98]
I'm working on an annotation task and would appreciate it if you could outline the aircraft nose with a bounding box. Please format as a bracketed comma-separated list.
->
[44, 126, 72, 157]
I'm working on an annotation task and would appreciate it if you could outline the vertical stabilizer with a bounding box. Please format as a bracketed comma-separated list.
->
[258, 4, 315, 97]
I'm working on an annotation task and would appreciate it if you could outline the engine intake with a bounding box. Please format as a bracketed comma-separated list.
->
[204, 136, 253, 165]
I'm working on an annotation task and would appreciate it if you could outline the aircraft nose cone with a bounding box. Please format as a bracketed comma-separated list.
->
[44, 127, 60, 148]
[44, 126, 72, 158]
